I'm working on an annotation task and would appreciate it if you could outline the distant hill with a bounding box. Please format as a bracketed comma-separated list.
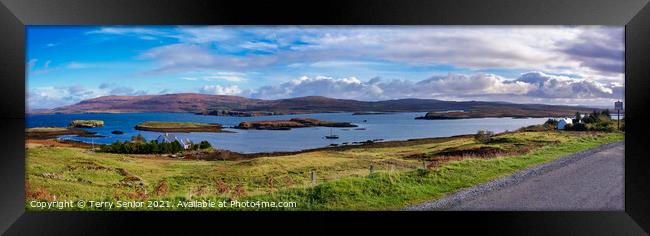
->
[39, 93, 598, 118]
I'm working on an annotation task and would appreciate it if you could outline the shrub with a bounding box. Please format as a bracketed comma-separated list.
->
[565, 123, 587, 131]
[131, 134, 146, 143]
[99, 136, 212, 154]
[582, 110, 611, 124]
[544, 118, 558, 126]
[154, 180, 169, 196]
[474, 130, 494, 143]
[199, 141, 212, 149]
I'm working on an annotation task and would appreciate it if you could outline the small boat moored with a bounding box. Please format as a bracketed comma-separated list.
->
[324, 128, 339, 139]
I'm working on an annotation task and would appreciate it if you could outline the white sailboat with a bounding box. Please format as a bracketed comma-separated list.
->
[325, 128, 339, 139]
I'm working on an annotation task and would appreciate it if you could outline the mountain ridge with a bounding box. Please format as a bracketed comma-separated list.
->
[36, 93, 598, 118]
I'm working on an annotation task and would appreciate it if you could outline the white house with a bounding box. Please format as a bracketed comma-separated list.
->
[156, 133, 193, 149]
[557, 118, 573, 130]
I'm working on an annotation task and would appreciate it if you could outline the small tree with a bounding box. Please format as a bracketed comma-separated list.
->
[602, 109, 611, 117]
[199, 141, 212, 149]
[150, 141, 160, 154]
[131, 134, 146, 143]
[475, 130, 494, 143]
[573, 112, 581, 123]
[171, 141, 182, 153]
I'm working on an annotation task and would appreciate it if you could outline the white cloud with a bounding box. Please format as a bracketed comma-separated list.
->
[66, 62, 91, 69]
[416, 74, 534, 96]
[27, 59, 54, 76]
[240, 41, 278, 52]
[132, 26, 622, 85]
[181, 72, 246, 82]
[515, 72, 619, 99]
[27, 59, 37, 70]
[138, 44, 220, 73]
[199, 85, 243, 95]
[27, 86, 97, 109]
[249, 72, 623, 106]
[61, 26, 625, 107]
[27, 83, 152, 110]
[253, 76, 383, 100]
[86, 27, 170, 40]
[174, 26, 233, 43]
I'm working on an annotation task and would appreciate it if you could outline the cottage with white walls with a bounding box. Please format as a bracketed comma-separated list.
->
[557, 118, 573, 129]
[156, 133, 193, 149]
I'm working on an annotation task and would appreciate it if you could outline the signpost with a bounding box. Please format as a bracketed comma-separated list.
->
[615, 101, 623, 130]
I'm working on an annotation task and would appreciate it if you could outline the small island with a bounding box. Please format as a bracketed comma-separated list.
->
[134, 121, 230, 133]
[234, 118, 357, 130]
[415, 111, 476, 119]
[196, 110, 284, 117]
[27, 127, 99, 139]
[352, 112, 391, 115]
[69, 120, 104, 128]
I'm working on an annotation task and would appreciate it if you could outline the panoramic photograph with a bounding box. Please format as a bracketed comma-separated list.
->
[25, 26, 624, 211]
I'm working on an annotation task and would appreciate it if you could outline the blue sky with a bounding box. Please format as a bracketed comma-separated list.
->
[27, 26, 624, 109]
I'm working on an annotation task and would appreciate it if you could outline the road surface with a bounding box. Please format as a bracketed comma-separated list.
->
[408, 141, 624, 211]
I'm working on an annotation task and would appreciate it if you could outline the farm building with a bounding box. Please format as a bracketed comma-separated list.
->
[156, 133, 193, 149]
[557, 118, 573, 130]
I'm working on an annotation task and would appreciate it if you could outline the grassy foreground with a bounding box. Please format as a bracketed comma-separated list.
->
[25, 131, 623, 211]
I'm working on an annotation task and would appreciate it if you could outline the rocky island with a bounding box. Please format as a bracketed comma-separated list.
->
[234, 118, 357, 130]
[27, 127, 100, 139]
[69, 120, 104, 128]
[196, 110, 283, 117]
[352, 112, 391, 115]
[134, 121, 230, 133]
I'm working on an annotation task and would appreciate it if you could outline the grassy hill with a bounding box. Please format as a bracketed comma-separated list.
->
[26, 130, 623, 211]
[41, 93, 597, 118]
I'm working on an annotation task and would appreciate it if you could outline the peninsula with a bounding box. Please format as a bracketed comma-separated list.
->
[134, 121, 229, 133]
[234, 118, 357, 130]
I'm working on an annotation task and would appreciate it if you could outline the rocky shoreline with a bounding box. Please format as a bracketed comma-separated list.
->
[69, 120, 104, 128]
[26, 129, 474, 161]
[183, 134, 474, 160]
[26, 127, 102, 139]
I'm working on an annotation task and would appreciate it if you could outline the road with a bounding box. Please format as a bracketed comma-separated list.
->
[409, 141, 624, 211]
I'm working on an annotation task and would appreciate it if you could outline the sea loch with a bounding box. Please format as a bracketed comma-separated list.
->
[27, 112, 549, 153]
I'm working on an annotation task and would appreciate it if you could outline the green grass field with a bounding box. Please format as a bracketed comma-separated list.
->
[25, 130, 623, 211]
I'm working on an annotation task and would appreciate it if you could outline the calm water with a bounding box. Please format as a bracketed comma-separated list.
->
[27, 112, 549, 153]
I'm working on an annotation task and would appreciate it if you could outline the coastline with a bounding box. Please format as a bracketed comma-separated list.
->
[26, 133, 476, 160]
[26, 113, 550, 157]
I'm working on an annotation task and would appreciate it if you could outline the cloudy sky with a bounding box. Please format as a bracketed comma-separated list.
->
[27, 26, 624, 110]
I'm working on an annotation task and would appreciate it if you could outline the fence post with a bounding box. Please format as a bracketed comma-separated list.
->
[369, 164, 374, 175]
[311, 171, 317, 185]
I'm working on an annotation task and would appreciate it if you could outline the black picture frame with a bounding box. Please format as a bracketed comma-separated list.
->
[1, 0, 649, 234]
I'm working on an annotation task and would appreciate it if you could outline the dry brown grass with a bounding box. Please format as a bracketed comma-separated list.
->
[154, 179, 169, 196]
[25, 182, 55, 201]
